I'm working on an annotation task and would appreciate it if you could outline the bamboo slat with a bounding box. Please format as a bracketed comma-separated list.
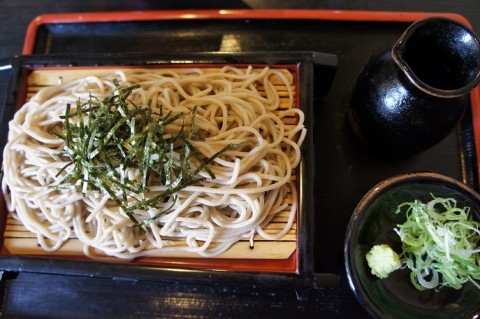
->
[4, 67, 299, 261]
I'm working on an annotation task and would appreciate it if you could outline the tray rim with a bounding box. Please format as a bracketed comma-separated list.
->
[8, 9, 480, 288]
[22, 9, 472, 56]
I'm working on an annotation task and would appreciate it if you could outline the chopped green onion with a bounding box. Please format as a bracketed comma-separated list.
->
[394, 195, 480, 290]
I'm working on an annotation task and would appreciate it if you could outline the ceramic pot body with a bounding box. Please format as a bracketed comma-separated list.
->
[348, 17, 480, 155]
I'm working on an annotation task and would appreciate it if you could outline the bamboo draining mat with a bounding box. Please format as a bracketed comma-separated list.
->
[3, 67, 298, 260]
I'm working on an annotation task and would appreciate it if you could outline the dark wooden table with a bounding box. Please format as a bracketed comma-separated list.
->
[1, 1, 480, 318]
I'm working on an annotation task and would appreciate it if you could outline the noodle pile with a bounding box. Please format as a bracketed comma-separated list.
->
[2, 66, 305, 260]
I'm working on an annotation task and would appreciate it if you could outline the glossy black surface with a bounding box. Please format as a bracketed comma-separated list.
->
[1, 1, 480, 318]
[348, 48, 469, 155]
[345, 172, 480, 319]
[395, 18, 480, 94]
[348, 18, 480, 155]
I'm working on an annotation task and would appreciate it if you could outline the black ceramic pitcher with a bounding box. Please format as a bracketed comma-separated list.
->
[348, 17, 480, 155]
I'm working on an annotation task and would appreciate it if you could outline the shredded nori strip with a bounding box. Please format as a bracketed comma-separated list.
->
[51, 81, 235, 230]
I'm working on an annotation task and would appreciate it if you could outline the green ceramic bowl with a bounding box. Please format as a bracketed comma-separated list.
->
[345, 172, 480, 319]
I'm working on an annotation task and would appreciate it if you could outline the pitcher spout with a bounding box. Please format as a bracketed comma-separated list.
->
[348, 17, 480, 155]
[392, 17, 480, 98]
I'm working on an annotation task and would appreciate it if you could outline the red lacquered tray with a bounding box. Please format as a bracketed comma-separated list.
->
[0, 9, 477, 288]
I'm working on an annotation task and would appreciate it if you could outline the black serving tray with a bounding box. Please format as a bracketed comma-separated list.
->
[0, 51, 338, 288]
[0, 10, 478, 290]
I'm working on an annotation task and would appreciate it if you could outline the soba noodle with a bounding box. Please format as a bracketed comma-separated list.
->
[2, 66, 306, 260]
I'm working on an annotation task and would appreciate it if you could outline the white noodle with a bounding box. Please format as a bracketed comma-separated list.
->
[2, 66, 305, 260]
